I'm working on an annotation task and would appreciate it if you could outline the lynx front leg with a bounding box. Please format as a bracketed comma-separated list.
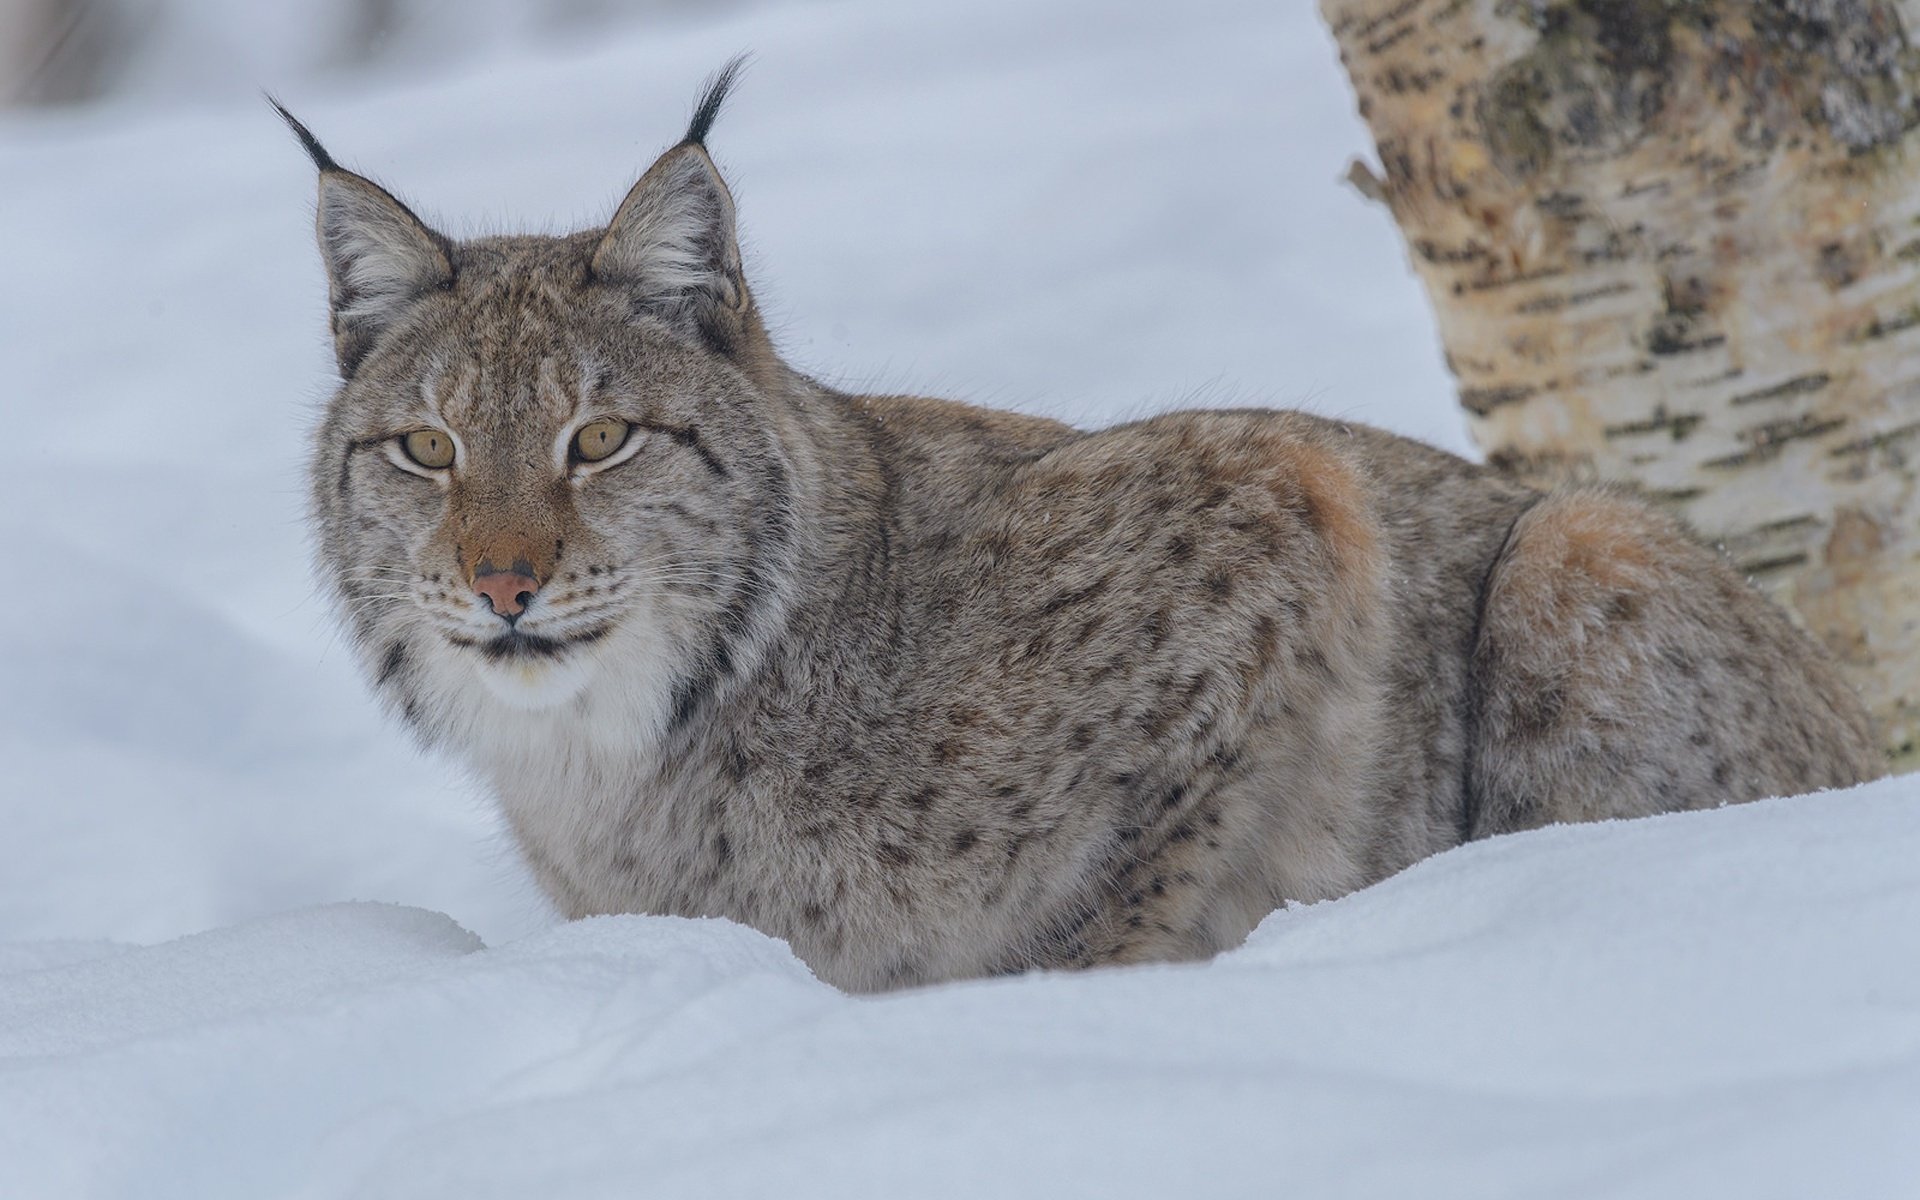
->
[999, 792, 1264, 975]
[1055, 843, 1234, 972]
[1466, 490, 1881, 839]
[1036, 772, 1352, 974]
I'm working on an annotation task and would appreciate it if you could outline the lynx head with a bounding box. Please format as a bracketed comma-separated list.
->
[285, 60, 800, 748]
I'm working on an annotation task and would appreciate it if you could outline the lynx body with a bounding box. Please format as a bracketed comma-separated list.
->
[289, 69, 1882, 991]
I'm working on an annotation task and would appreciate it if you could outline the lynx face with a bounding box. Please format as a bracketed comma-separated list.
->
[294, 66, 796, 743]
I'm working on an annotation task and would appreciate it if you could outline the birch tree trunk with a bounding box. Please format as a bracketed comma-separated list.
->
[1321, 0, 1920, 764]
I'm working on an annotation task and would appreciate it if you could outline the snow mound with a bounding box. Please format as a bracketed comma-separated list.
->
[2, 782, 1916, 1199]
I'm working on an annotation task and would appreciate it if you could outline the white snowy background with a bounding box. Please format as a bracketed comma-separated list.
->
[1, 1, 1915, 1196]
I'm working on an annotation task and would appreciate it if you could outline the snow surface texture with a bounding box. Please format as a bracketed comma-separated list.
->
[1, 1, 1914, 1196]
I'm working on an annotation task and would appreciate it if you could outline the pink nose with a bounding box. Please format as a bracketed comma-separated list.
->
[473, 564, 539, 618]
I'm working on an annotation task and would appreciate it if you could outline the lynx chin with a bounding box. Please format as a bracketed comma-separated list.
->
[282, 62, 1883, 993]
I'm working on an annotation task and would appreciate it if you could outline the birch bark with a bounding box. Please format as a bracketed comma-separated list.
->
[1322, 0, 1920, 762]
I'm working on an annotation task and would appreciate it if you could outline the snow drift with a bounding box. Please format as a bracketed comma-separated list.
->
[4, 781, 1917, 1198]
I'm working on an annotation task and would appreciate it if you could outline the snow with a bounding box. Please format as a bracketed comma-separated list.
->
[1, 0, 1915, 1195]
[4, 784, 1918, 1198]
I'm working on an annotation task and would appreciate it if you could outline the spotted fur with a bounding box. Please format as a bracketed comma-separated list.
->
[290, 70, 1883, 992]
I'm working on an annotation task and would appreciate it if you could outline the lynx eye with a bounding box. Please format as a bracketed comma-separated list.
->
[399, 429, 456, 470]
[573, 418, 632, 464]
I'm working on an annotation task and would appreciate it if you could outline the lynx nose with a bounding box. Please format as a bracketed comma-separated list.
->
[473, 560, 540, 619]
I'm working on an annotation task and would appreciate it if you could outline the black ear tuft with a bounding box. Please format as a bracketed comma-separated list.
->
[267, 95, 341, 173]
[685, 55, 750, 147]
[270, 102, 454, 379]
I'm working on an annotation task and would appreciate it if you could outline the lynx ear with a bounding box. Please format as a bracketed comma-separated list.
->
[271, 100, 453, 378]
[590, 60, 753, 352]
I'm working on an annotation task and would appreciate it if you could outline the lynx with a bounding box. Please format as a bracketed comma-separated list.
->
[283, 64, 1882, 992]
